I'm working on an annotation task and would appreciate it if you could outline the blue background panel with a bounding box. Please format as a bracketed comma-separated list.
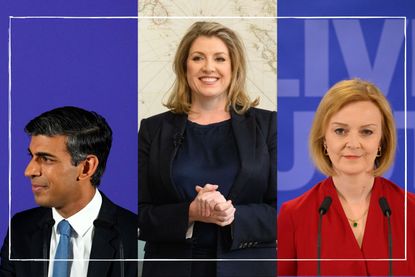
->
[278, 0, 415, 212]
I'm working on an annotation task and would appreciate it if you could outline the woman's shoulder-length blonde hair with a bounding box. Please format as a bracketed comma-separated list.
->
[309, 78, 397, 177]
[164, 21, 258, 115]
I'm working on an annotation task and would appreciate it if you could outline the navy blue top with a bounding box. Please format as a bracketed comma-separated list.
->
[172, 119, 239, 254]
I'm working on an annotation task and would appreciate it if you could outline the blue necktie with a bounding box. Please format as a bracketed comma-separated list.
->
[53, 220, 72, 277]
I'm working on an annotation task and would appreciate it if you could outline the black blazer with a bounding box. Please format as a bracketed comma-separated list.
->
[138, 108, 277, 277]
[0, 192, 137, 277]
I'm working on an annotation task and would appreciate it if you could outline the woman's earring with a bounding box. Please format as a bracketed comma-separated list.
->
[376, 146, 382, 157]
[324, 144, 329, 156]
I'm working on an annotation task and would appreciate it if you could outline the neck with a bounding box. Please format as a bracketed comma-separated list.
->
[191, 92, 227, 110]
[57, 185, 96, 218]
[332, 174, 374, 204]
[189, 96, 230, 124]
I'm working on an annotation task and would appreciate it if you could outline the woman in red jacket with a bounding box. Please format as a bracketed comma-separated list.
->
[278, 79, 415, 276]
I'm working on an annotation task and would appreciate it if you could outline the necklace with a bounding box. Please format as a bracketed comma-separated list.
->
[334, 185, 371, 228]
[346, 208, 369, 228]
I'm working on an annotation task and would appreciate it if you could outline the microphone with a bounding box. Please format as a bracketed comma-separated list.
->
[379, 197, 393, 276]
[173, 132, 184, 147]
[379, 197, 392, 217]
[317, 196, 332, 276]
[319, 196, 332, 215]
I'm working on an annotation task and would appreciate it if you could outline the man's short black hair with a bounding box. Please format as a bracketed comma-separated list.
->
[24, 106, 112, 186]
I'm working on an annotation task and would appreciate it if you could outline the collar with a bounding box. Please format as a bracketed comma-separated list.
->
[52, 189, 102, 238]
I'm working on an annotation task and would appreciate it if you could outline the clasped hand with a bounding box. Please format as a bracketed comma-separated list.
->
[189, 184, 235, 226]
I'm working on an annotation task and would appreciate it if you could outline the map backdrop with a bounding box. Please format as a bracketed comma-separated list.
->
[138, 0, 277, 120]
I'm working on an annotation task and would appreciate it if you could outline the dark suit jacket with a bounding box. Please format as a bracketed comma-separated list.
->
[0, 192, 138, 277]
[138, 108, 277, 277]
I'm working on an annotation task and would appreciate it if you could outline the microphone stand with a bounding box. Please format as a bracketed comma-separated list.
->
[317, 196, 332, 277]
[379, 197, 392, 277]
[387, 214, 392, 277]
[379, 197, 393, 276]
[317, 212, 323, 276]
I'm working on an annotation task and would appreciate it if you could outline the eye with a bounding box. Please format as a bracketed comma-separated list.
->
[215, 57, 226, 62]
[361, 129, 374, 136]
[334, 128, 347, 136]
[40, 156, 50, 162]
[191, 56, 203, 62]
[38, 156, 55, 163]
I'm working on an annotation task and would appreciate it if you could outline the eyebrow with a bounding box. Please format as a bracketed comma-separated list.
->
[330, 122, 379, 128]
[27, 148, 58, 159]
[189, 51, 229, 56]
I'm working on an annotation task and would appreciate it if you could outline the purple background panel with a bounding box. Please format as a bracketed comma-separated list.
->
[10, 18, 138, 216]
[0, 0, 137, 253]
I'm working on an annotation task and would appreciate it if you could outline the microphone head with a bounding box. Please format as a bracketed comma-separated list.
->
[173, 132, 184, 147]
[319, 196, 332, 215]
[379, 197, 392, 217]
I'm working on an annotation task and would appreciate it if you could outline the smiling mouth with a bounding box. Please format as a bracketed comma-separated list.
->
[199, 77, 219, 84]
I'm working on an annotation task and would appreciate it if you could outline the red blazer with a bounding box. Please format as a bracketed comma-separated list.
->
[278, 177, 415, 276]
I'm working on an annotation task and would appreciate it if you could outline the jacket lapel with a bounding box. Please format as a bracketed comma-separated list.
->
[30, 209, 53, 277]
[87, 227, 117, 276]
[228, 109, 256, 201]
[87, 193, 119, 276]
[159, 113, 188, 201]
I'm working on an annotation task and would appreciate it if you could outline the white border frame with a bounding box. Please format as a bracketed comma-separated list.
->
[7, 15, 408, 263]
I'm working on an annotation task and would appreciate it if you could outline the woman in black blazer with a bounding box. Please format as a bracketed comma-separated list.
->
[138, 21, 276, 277]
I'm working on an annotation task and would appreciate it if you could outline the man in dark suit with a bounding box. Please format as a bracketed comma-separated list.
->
[0, 106, 137, 277]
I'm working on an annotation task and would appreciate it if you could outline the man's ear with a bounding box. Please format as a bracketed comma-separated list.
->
[77, 155, 99, 181]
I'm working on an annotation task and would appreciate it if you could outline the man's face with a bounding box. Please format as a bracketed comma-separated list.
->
[25, 135, 84, 216]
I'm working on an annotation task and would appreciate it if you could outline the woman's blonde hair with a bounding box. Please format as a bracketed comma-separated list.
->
[164, 21, 258, 114]
[309, 78, 397, 176]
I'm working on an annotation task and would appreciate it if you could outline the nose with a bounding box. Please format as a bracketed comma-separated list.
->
[24, 159, 41, 178]
[202, 58, 214, 73]
[345, 132, 361, 149]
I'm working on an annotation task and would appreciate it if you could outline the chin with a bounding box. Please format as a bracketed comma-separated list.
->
[336, 166, 368, 176]
[33, 197, 53, 208]
[341, 170, 370, 176]
[200, 91, 223, 97]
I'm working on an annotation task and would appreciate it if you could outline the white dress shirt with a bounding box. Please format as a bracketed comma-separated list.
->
[48, 189, 102, 277]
